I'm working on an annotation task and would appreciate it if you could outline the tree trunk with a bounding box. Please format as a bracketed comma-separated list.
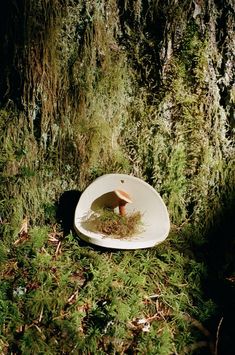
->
[0, 0, 234, 223]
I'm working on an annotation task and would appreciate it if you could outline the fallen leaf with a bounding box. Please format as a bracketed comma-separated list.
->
[48, 224, 63, 243]
[19, 217, 28, 235]
[14, 217, 29, 245]
[14, 233, 29, 245]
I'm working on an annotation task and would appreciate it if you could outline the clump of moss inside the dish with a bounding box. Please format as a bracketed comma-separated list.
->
[84, 209, 143, 239]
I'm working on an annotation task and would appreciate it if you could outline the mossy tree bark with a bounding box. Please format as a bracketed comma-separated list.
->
[0, 0, 234, 227]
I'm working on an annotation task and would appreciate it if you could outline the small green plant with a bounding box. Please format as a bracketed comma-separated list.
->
[83, 209, 143, 238]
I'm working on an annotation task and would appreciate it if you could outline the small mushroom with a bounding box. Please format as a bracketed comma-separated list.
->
[114, 190, 132, 216]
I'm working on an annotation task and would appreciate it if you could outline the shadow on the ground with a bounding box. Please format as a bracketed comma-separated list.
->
[199, 199, 235, 355]
[57, 190, 82, 236]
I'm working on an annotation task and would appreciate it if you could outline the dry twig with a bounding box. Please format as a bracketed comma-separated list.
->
[215, 316, 223, 355]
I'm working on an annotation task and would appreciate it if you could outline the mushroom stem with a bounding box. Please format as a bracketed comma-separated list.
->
[114, 189, 132, 217]
[119, 204, 126, 216]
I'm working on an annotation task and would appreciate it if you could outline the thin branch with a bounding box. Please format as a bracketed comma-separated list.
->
[215, 316, 223, 355]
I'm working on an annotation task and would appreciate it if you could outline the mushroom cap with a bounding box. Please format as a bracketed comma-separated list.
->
[114, 189, 132, 204]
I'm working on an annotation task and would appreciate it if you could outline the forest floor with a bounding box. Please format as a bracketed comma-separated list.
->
[0, 185, 234, 354]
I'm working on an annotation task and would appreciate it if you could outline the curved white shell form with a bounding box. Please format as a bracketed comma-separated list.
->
[74, 174, 170, 249]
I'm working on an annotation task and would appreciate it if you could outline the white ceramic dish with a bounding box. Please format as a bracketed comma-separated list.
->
[74, 174, 170, 249]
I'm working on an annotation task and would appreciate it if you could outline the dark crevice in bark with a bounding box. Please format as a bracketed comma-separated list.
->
[0, 0, 25, 107]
